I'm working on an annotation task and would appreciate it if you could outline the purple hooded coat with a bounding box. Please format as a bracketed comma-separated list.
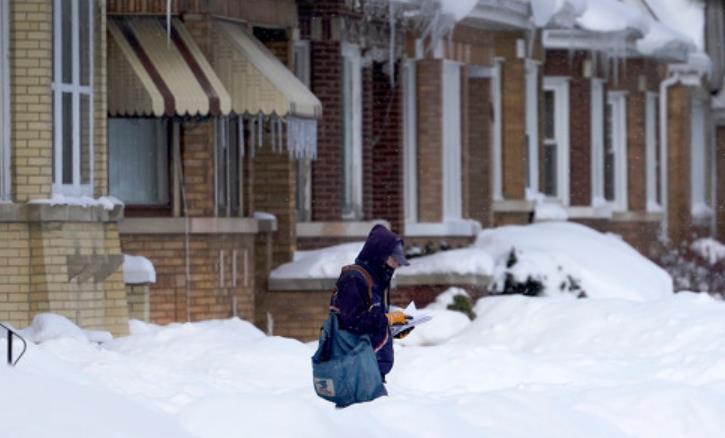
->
[331, 225, 402, 378]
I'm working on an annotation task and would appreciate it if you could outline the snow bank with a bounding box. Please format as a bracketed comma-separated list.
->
[576, 0, 649, 34]
[11, 292, 725, 437]
[396, 247, 493, 277]
[123, 254, 156, 285]
[475, 222, 673, 300]
[272, 242, 363, 279]
[29, 194, 123, 211]
[273, 242, 494, 279]
[691, 238, 725, 265]
[437, 0, 477, 21]
[30, 313, 89, 343]
[398, 288, 473, 346]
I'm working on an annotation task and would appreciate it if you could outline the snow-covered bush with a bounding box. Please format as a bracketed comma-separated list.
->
[490, 248, 586, 298]
[657, 238, 725, 296]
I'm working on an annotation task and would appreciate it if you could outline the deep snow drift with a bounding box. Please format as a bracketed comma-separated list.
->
[5, 291, 725, 438]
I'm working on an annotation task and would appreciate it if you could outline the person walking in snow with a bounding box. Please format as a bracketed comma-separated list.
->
[331, 224, 412, 385]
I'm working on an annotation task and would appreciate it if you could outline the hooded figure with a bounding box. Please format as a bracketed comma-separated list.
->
[331, 224, 410, 380]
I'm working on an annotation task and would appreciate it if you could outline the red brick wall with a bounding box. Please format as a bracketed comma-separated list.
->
[372, 62, 404, 234]
[573, 218, 662, 258]
[666, 84, 693, 244]
[121, 233, 256, 324]
[464, 76, 492, 227]
[309, 40, 343, 221]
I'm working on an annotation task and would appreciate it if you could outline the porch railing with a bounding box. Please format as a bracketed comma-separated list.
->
[1, 322, 27, 367]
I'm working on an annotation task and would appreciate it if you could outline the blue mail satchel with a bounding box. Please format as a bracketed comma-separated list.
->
[311, 311, 387, 407]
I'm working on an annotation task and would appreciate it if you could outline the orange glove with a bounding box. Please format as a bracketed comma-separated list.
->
[386, 311, 409, 326]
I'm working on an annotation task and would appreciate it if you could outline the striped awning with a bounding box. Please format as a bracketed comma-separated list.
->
[211, 20, 322, 119]
[108, 18, 231, 117]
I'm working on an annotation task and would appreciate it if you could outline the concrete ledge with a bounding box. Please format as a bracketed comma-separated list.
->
[296, 220, 390, 238]
[611, 211, 663, 223]
[268, 273, 491, 292]
[405, 220, 481, 237]
[118, 217, 268, 234]
[493, 200, 535, 213]
[0, 203, 123, 223]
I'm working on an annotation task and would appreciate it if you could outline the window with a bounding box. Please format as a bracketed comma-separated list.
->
[294, 41, 312, 222]
[591, 79, 605, 205]
[690, 95, 710, 218]
[53, 0, 94, 196]
[605, 92, 628, 211]
[645, 92, 660, 211]
[525, 60, 539, 194]
[215, 116, 243, 217]
[542, 77, 570, 204]
[341, 43, 362, 220]
[108, 118, 169, 206]
[492, 59, 503, 200]
[403, 60, 417, 224]
[0, 0, 9, 201]
[442, 60, 462, 220]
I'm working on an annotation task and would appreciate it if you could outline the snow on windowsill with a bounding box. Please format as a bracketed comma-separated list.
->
[405, 219, 481, 237]
[29, 194, 124, 211]
[123, 255, 156, 285]
[691, 203, 713, 219]
[691, 238, 725, 265]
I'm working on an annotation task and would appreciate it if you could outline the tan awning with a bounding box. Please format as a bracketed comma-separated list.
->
[211, 20, 322, 119]
[108, 18, 231, 117]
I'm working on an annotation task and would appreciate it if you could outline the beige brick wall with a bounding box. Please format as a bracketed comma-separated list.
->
[94, 0, 108, 196]
[416, 59, 443, 222]
[496, 33, 526, 200]
[10, 0, 53, 202]
[0, 223, 31, 327]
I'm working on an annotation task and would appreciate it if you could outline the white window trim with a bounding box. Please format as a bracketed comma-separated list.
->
[403, 60, 417, 224]
[492, 58, 503, 201]
[525, 59, 540, 194]
[645, 92, 660, 212]
[591, 78, 605, 206]
[543, 76, 571, 206]
[52, 0, 94, 197]
[442, 60, 462, 221]
[607, 91, 628, 212]
[0, 0, 10, 201]
[690, 94, 710, 218]
[341, 43, 362, 220]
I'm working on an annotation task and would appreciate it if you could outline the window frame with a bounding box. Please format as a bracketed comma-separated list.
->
[108, 117, 171, 212]
[52, 0, 94, 197]
[690, 94, 710, 217]
[645, 91, 660, 211]
[442, 60, 462, 220]
[606, 91, 628, 212]
[525, 59, 540, 195]
[542, 76, 571, 205]
[403, 59, 418, 224]
[590, 78, 605, 206]
[492, 58, 503, 201]
[214, 116, 244, 218]
[0, 0, 9, 201]
[341, 43, 363, 220]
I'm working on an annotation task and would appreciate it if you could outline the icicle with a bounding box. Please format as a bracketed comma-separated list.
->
[238, 115, 245, 157]
[166, 0, 172, 46]
[249, 116, 256, 157]
[257, 113, 263, 149]
[276, 117, 283, 153]
[270, 116, 276, 153]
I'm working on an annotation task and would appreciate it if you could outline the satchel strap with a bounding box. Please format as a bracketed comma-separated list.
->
[330, 264, 374, 313]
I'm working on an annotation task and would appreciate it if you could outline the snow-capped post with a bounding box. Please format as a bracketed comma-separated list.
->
[1, 322, 27, 367]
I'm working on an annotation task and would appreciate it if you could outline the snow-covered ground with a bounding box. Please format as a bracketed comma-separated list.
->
[4, 291, 725, 438]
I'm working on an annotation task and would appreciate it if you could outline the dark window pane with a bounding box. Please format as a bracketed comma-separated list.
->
[544, 90, 555, 140]
[80, 94, 90, 184]
[543, 142, 557, 196]
[79, 0, 90, 86]
[108, 118, 168, 205]
[62, 0, 72, 84]
[62, 93, 73, 184]
[605, 102, 615, 201]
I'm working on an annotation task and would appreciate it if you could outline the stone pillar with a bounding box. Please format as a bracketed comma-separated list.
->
[666, 84, 692, 244]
